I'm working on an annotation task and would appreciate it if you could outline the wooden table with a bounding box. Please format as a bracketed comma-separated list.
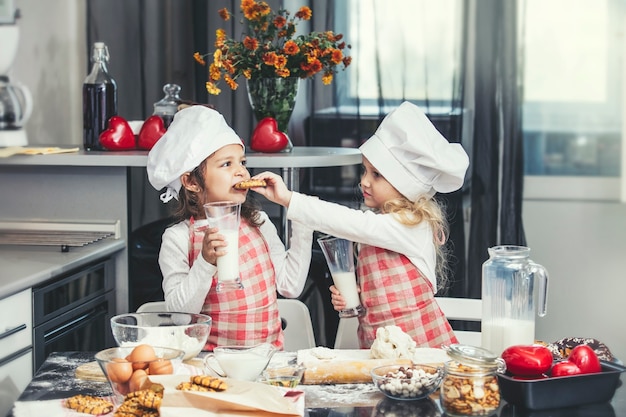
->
[9, 352, 626, 417]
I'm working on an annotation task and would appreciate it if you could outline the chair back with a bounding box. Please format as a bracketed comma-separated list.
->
[277, 298, 316, 351]
[136, 301, 167, 313]
[435, 297, 482, 346]
[333, 297, 483, 349]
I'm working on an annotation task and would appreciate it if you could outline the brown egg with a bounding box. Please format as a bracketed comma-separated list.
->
[106, 357, 133, 383]
[126, 344, 157, 371]
[129, 369, 149, 392]
[149, 358, 174, 375]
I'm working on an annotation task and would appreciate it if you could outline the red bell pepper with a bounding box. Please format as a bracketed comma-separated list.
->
[501, 345, 553, 376]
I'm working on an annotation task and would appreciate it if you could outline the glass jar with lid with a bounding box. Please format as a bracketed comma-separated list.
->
[153, 83, 181, 128]
[440, 344, 505, 416]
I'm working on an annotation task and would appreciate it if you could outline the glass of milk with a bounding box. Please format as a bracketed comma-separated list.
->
[317, 235, 365, 318]
[203, 201, 243, 292]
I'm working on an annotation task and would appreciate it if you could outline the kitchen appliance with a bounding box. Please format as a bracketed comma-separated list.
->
[481, 245, 549, 356]
[0, 4, 33, 147]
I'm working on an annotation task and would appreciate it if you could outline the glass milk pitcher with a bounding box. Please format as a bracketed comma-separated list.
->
[481, 246, 548, 356]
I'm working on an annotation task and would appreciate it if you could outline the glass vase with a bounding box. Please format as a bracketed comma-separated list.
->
[246, 77, 299, 152]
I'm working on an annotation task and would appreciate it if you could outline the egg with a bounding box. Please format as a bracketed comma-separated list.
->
[129, 369, 150, 392]
[106, 357, 133, 383]
[149, 358, 173, 375]
[126, 344, 157, 371]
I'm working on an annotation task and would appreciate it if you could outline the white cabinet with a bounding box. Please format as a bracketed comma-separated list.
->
[0, 288, 33, 417]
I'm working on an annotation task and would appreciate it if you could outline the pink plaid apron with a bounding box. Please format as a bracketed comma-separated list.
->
[188, 217, 284, 351]
[356, 244, 458, 349]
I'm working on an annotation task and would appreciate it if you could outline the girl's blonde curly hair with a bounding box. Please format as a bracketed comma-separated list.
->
[382, 196, 451, 293]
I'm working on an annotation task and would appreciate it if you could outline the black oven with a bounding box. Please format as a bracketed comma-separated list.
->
[32, 257, 116, 370]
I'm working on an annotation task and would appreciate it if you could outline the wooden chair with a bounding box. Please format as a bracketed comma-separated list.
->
[333, 297, 483, 349]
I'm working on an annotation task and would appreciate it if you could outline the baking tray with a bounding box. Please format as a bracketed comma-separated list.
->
[497, 360, 626, 410]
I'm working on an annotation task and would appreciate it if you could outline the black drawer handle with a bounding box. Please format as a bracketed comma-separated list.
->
[0, 323, 27, 340]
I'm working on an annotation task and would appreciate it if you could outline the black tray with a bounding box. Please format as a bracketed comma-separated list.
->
[497, 360, 626, 410]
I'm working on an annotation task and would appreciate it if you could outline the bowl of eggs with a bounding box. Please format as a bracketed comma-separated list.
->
[110, 312, 212, 360]
[371, 364, 443, 401]
[95, 344, 184, 404]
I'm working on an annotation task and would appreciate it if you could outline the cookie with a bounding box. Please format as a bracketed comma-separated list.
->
[234, 179, 267, 189]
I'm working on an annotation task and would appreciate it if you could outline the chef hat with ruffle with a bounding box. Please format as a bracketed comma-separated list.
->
[359, 101, 469, 201]
[147, 105, 244, 203]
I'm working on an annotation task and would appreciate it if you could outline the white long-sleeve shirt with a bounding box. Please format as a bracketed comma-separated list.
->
[287, 192, 438, 290]
[159, 211, 313, 313]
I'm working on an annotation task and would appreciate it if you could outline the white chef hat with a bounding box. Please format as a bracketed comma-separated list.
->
[359, 101, 469, 201]
[146, 105, 244, 203]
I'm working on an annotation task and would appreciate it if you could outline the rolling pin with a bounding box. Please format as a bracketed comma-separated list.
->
[301, 358, 412, 384]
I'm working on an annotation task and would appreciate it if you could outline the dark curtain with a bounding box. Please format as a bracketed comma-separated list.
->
[466, 0, 526, 298]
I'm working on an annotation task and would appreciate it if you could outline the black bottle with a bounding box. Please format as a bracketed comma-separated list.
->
[83, 42, 117, 150]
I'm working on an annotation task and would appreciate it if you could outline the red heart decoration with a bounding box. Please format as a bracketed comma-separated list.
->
[99, 116, 136, 150]
[138, 115, 167, 150]
[250, 117, 289, 153]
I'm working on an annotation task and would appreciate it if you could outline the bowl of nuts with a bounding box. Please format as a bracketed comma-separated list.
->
[371, 364, 444, 401]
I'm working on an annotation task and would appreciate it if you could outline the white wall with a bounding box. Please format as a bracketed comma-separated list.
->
[10, 0, 84, 146]
[524, 199, 626, 362]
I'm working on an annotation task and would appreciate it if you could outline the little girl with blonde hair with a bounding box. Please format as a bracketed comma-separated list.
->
[254, 101, 469, 348]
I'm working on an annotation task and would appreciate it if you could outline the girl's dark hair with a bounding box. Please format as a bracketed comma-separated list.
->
[171, 160, 264, 227]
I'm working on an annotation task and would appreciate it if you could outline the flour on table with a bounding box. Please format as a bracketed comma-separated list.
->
[308, 346, 338, 360]
[370, 325, 416, 359]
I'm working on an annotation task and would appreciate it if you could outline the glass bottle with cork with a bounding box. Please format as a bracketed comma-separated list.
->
[83, 42, 117, 151]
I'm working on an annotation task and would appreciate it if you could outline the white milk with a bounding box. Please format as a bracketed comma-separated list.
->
[217, 230, 239, 281]
[332, 271, 361, 309]
[481, 318, 535, 356]
[217, 352, 269, 381]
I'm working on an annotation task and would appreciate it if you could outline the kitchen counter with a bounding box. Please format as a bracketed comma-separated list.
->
[0, 238, 124, 299]
[0, 146, 361, 169]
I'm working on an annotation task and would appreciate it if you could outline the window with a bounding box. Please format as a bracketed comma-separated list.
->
[521, 0, 626, 200]
[334, 0, 463, 110]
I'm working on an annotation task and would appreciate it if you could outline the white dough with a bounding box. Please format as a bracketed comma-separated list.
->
[370, 325, 417, 360]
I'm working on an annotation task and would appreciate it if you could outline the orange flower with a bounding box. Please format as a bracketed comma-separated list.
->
[224, 74, 238, 90]
[218, 8, 230, 21]
[322, 72, 333, 85]
[274, 55, 287, 69]
[331, 49, 343, 65]
[193, 52, 206, 66]
[283, 40, 299, 56]
[273, 15, 286, 29]
[206, 82, 221, 95]
[295, 6, 312, 20]
[243, 36, 258, 51]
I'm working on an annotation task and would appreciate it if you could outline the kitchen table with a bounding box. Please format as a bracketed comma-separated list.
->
[9, 351, 626, 417]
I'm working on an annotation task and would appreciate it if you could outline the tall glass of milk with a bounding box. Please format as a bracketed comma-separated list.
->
[204, 201, 243, 292]
[317, 235, 365, 318]
[481, 246, 549, 356]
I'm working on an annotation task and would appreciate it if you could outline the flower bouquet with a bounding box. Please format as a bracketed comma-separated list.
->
[194, 0, 352, 135]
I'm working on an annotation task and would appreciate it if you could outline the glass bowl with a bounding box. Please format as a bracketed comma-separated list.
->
[95, 345, 184, 405]
[204, 343, 276, 381]
[259, 363, 305, 388]
[110, 312, 212, 360]
[371, 364, 443, 401]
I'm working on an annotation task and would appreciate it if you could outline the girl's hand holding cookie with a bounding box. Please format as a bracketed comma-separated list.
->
[249, 171, 293, 207]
